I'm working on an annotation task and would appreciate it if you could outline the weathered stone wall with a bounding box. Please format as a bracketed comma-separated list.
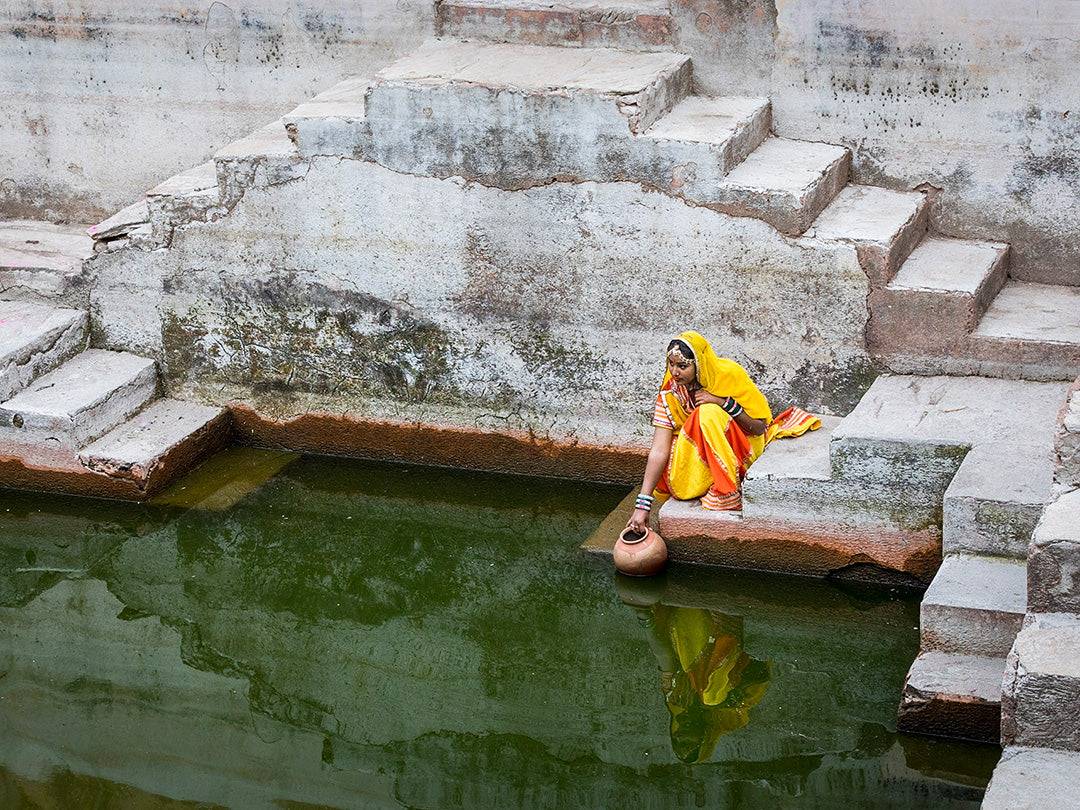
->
[772, 0, 1080, 285]
[89, 157, 873, 472]
[0, 0, 430, 223]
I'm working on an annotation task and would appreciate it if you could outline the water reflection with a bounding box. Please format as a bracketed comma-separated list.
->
[0, 459, 1001, 809]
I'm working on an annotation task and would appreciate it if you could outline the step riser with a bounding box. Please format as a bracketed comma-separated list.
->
[897, 650, 1004, 744]
[436, 2, 675, 51]
[830, 437, 968, 492]
[0, 311, 89, 402]
[921, 605, 1024, 657]
[943, 499, 1040, 559]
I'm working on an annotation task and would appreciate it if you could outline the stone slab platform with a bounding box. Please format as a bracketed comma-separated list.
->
[897, 649, 1003, 743]
[983, 746, 1080, 810]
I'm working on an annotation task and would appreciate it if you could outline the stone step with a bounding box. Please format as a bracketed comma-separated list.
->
[943, 440, 1055, 559]
[435, 0, 675, 51]
[0, 221, 94, 305]
[637, 95, 771, 200]
[896, 649, 1003, 743]
[968, 281, 1080, 381]
[78, 398, 232, 499]
[713, 136, 851, 235]
[214, 119, 304, 207]
[0, 299, 89, 402]
[829, 374, 1069, 492]
[1002, 614, 1080, 750]
[742, 414, 941, 533]
[868, 236, 1009, 361]
[983, 746, 1080, 810]
[0, 349, 158, 449]
[86, 198, 152, 250]
[363, 39, 692, 184]
[807, 184, 929, 286]
[146, 161, 221, 244]
[920, 554, 1026, 657]
[283, 76, 371, 159]
[1028, 487, 1080, 614]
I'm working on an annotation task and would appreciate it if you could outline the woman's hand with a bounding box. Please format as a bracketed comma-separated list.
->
[626, 507, 651, 534]
[691, 389, 723, 407]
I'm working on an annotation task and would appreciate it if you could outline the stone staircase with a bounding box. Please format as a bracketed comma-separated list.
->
[0, 226, 231, 500]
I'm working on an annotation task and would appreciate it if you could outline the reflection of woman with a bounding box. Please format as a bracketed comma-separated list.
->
[635, 604, 771, 763]
[627, 331, 819, 533]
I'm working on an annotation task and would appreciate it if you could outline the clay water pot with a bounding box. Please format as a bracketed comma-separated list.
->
[614, 526, 668, 577]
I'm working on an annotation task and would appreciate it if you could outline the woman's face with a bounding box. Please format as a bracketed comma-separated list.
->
[668, 355, 696, 387]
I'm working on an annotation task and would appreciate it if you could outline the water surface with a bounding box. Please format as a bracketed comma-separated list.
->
[0, 452, 998, 808]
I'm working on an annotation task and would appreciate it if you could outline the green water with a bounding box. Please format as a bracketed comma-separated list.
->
[0, 451, 998, 809]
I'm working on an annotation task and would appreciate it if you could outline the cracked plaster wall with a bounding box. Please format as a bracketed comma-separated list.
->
[90, 157, 874, 457]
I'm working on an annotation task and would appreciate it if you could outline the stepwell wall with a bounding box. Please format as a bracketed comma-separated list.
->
[89, 158, 873, 478]
[0, 1, 429, 223]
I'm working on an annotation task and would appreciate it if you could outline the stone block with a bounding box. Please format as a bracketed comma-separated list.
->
[0, 350, 158, 449]
[1028, 488, 1080, 614]
[146, 161, 221, 244]
[896, 649, 1003, 743]
[363, 40, 692, 185]
[1057, 382, 1080, 489]
[868, 236, 1008, 358]
[79, 398, 232, 498]
[920, 554, 1026, 657]
[87, 199, 150, 244]
[0, 300, 88, 401]
[657, 496, 941, 583]
[283, 76, 372, 159]
[215, 120, 305, 207]
[807, 184, 928, 286]
[636, 95, 771, 201]
[943, 440, 1054, 558]
[983, 746, 1080, 810]
[0, 220, 93, 306]
[715, 137, 852, 235]
[435, 0, 675, 51]
[1002, 617, 1080, 750]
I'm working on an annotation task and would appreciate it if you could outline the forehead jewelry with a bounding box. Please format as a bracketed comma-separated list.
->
[668, 343, 694, 364]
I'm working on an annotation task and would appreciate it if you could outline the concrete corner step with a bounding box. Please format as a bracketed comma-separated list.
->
[0, 221, 94, 304]
[920, 554, 1027, 657]
[0, 349, 158, 449]
[78, 398, 232, 498]
[968, 281, 1080, 381]
[1028, 487, 1080, 614]
[146, 161, 221, 243]
[0, 299, 89, 402]
[983, 746, 1080, 810]
[1002, 615, 1080, 750]
[808, 184, 929, 285]
[283, 76, 371, 159]
[715, 137, 851, 235]
[637, 95, 771, 199]
[436, 0, 675, 51]
[830, 374, 1069, 490]
[364, 39, 692, 182]
[943, 440, 1055, 558]
[897, 649, 1004, 743]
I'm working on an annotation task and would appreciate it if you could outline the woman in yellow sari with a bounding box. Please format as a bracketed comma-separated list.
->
[627, 331, 774, 531]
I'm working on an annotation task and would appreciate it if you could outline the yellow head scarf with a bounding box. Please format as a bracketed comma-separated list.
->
[661, 331, 772, 426]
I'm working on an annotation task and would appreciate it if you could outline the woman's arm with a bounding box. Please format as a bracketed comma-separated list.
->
[626, 426, 673, 533]
[692, 390, 767, 436]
